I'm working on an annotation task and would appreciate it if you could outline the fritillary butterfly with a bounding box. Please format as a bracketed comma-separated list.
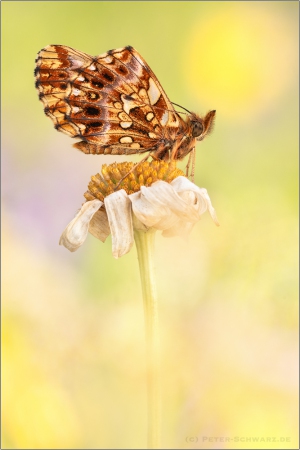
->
[35, 45, 215, 163]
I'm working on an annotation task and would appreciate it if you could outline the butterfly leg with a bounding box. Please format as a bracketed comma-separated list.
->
[185, 148, 196, 182]
[190, 147, 196, 183]
[185, 151, 192, 177]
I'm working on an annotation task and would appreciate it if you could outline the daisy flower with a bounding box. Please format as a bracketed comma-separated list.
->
[59, 160, 219, 258]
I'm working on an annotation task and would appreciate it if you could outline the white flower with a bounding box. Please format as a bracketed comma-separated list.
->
[59, 176, 219, 259]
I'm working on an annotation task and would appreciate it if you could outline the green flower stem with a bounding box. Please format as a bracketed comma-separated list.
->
[134, 228, 161, 449]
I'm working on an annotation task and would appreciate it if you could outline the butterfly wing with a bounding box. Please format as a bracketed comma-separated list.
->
[35, 45, 181, 155]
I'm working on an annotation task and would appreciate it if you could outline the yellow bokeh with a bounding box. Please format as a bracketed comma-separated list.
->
[2, 317, 81, 449]
[184, 4, 297, 119]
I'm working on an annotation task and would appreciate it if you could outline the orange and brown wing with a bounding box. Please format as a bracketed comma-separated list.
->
[35, 45, 181, 155]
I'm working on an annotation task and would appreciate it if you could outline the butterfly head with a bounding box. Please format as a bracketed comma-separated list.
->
[190, 110, 216, 141]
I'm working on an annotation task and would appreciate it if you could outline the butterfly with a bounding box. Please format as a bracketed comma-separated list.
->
[35, 45, 215, 165]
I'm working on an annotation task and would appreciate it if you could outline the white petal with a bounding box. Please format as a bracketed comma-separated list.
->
[130, 180, 204, 230]
[59, 199, 102, 252]
[171, 176, 219, 225]
[129, 184, 171, 228]
[104, 190, 134, 259]
[198, 189, 220, 226]
[130, 180, 197, 229]
[141, 181, 198, 220]
[130, 177, 219, 238]
[88, 207, 110, 242]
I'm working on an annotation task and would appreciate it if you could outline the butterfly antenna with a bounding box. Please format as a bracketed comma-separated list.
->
[171, 102, 192, 115]
[151, 104, 188, 116]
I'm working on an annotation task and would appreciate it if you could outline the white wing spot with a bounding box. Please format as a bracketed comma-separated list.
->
[89, 64, 96, 70]
[121, 94, 140, 114]
[120, 121, 133, 129]
[72, 106, 80, 113]
[160, 110, 169, 126]
[120, 136, 133, 144]
[146, 112, 154, 121]
[148, 132, 157, 139]
[77, 76, 84, 81]
[73, 88, 81, 96]
[70, 58, 84, 69]
[148, 77, 161, 105]
[104, 55, 114, 63]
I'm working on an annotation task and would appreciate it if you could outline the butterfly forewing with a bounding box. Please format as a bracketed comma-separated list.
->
[35, 44, 215, 160]
[35, 45, 182, 155]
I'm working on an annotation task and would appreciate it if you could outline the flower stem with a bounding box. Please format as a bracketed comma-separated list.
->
[134, 228, 161, 449]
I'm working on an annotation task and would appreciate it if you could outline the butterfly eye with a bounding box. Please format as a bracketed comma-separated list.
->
[191, 120, 204, 137]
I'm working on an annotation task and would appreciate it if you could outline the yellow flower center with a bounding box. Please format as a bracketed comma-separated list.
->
[84, 160, 185, 202]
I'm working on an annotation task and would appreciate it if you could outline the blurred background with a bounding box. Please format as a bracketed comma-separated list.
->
[2, 1, 298, 449]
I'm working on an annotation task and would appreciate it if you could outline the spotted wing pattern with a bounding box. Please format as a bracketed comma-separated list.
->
[35, 45, 183, 156]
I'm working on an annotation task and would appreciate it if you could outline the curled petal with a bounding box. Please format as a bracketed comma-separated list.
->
[130, 181, 198, 230]
[59, 199, 102, 252]
[89, 207, 110, 242]
[199, 190, 220, 226]
[129, 184, 171, 228]
[130, 177, 219, 237]
[171, 177, 219, 226]
[145, 180, 200, 222]
[104, 189, 134, 259]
